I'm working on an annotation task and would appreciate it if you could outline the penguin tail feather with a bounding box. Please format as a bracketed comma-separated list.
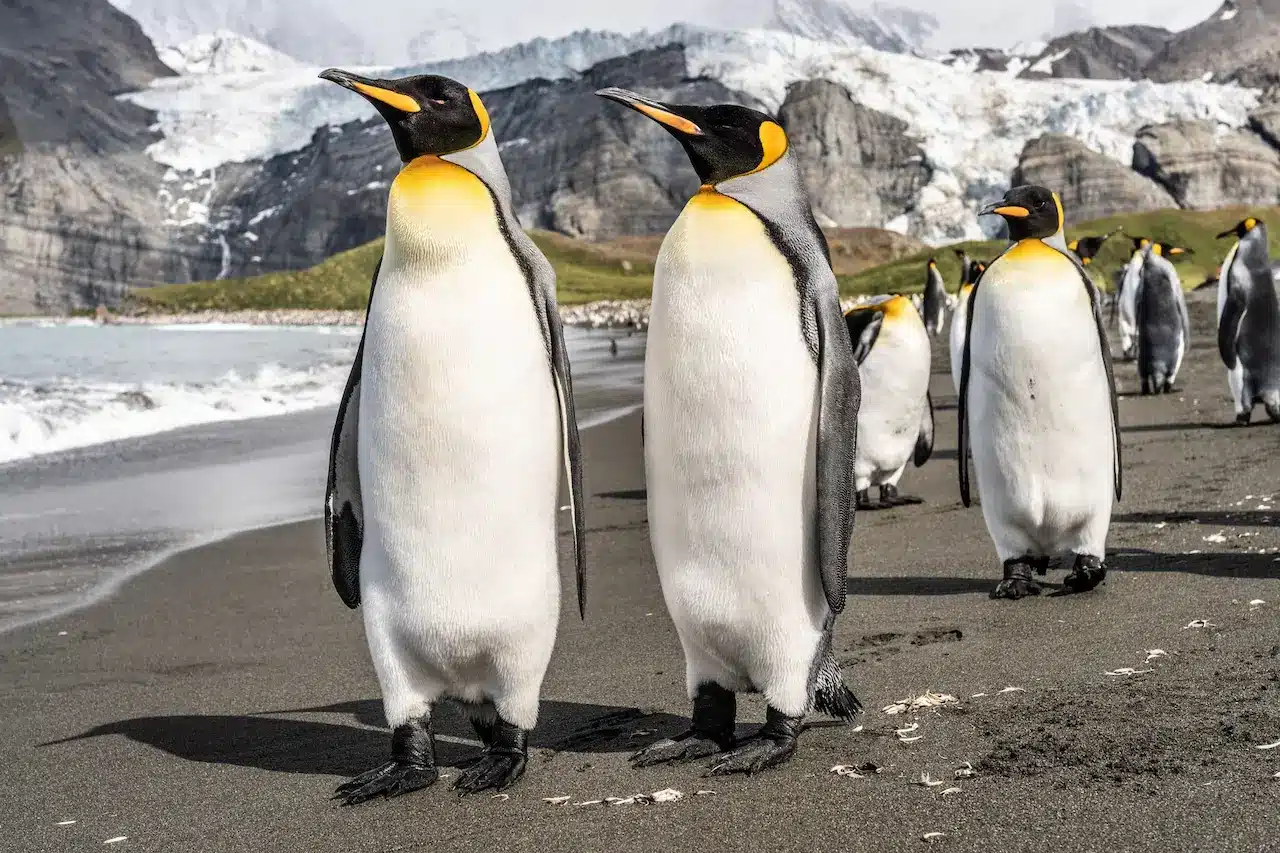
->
[811, 650, 863, 721]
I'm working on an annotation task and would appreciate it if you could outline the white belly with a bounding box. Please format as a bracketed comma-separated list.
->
[968, 242, 1114, 560]
[357, 159, 560, 716]
[856, 312, 931, 489]
[645, 191, 825, 707]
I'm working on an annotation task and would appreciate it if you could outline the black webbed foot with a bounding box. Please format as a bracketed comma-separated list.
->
[879, 484, 922, 506]
[454, 718, 528, 794]
[708, 707, 800, 776]
[856, 488, 880, 510]
[631, 683, 735, 768]
[335, 717, 438, 805]
[1236, 411, 1253, 426]
[992, 559, 1042, 600]
[1062, 554, 1106, 594]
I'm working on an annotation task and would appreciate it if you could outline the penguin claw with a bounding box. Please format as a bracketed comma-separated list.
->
[1062, 556, 1107, 594]
[334, 761, 438, 805]
[630, 733, 728, 767]
[991, 578, 1041, 600]
[453, 751, 527, 795]
[707, 735, 796, 776]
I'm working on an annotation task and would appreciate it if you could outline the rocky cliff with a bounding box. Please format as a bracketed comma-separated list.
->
[1145, 0, 1280, 86]
[1018, 26, 1171, 81]
[0, 0, 190, 313]
[1012, 134, 1176, 222]
[1133, 120, 1280, 209]
[777, 79, 930, 229]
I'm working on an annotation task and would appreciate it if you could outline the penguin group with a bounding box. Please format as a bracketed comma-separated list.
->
[313, 69, 1279, 804]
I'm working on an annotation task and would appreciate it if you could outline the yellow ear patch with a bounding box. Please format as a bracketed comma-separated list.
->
[752, 121, 789, 174]
[352, 81, 420, 113]
[1068, 239, 1079, 251]
[1152, 244, 1163, 256]
[467, 89, 491, 147]
[1245, 217, 1258, 231]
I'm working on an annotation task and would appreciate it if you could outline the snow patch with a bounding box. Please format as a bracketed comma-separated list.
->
[160, 30, 301, 75]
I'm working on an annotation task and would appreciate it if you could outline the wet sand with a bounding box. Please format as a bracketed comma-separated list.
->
[1, 298, 1277, 852]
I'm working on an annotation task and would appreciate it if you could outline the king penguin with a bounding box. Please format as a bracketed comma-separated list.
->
[1067, 228, 1120, 268]
[1136, 241, 1192, 395]
[1117, 236, 1150, 360]
[953, 247, 974, 288]
[845, 296, 933, 509]
[949, 259, 985, 395]
[922, 258, 947, 337]
[595, 87, 862, 775]
[960, 185, 1121, 599]
[320, 69, 585, 803]
[1216, 217, 1280, 423]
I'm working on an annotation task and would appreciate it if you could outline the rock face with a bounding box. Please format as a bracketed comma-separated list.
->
[1018, 26, 1171, 80]
[1132, 120, 1280, 209]
[769, 0, 937, 54]
[1012, 134, 1177, 222]
[778, 79, 931, 228]
[1146, 0, 1280, 85]
[0, 0, 187, 313]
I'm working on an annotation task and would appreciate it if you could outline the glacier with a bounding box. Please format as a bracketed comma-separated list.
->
[119, 24, 1261, 243]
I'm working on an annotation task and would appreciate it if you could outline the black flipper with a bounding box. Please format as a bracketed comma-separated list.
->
[957, 270, 983, 508]
[1067, 252, 1123, 502]
[815, 293, 861, 614]
[914, 390, 934, 467]
[325, 257, 381, 608]
[543, 292, 587, 618]
[843, 309, 883, 366]
[1218, 274, 1246, 371]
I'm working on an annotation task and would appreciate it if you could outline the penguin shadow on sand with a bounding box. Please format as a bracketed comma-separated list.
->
[39, 699, 688, 779]
[1107, 545, 1279, 580]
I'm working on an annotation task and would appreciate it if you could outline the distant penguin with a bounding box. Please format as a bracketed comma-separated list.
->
[949, 260, 985, 395]
[320, 69, 585, 803]
[960, 185, 1121, 600]
[1067, 228, 1120, 267]
[1216, 217, 1280, 423]
[1136, 241, 1192, 395]
[922, 258, 946, 337]
[953, 247, 974, 288]
[1117, 236, 1149, 360]
[844, 295, 933, 509]
[596, 87, 862, 775]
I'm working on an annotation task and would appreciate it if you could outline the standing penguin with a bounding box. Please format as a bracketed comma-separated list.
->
[1217, 217, 1280, 423]
[953, 247, 974, 289]
[596, 88, 862, 774]
[845, 296, 933, 509]
[960, 185, 1121, 599]
[1136, 241, 1192, 395]
[320, 70, 585, 803]
[949, 260, 985, 395]
[922, 258, 947, 337]
[1117, 236, 1150, 360]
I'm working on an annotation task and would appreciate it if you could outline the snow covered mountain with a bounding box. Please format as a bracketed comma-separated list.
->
[120, 23, 1259, 243]
[769, 0, 937, 54]
[159, 31, 301, 75]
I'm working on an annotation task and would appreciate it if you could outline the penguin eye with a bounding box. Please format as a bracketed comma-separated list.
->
[430, 98, 447, 105]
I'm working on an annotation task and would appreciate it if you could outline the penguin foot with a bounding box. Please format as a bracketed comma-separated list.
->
[454, 718, 528, 795]
[632, 682, 736, 768]
[335, 716, 438, 805]
[856, 488, 880, 510]
[1062, 554, 1106, 594]
[1236, 411, 1253, 426]
[1029, 556, 1051, 576]
[708, 707, 800, 776]
[334, 761, 439, 805]
[991, 560, 1042, 600]
[631, 732, 729, 767]
[1266, 403, 1280, 424]
[879, 485, 922, 506]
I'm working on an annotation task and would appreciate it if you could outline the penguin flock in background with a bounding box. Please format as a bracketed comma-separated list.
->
[313, 68, 1278, 803]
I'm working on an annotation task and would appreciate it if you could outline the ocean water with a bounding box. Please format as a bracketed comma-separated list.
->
[0, 322, 644, 632]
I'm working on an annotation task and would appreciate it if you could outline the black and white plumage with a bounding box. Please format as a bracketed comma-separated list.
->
[1217, 217, 1280, 423]
[1135, 242, 1191, 395]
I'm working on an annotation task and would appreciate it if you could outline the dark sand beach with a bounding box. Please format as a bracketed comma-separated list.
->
[1, 299, 1277, 852]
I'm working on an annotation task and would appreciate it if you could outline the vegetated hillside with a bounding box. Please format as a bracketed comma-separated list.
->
[845, 207, 1280, 295]
[129, 228, 925, 311]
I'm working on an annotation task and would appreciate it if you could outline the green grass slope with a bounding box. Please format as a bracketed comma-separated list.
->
[845, 206, 1280, 296]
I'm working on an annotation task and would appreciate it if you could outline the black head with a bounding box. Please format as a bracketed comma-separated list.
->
[979, 185, 1063, 242]
[319, 69, 489, 162]
[1130, 236, 1151, 253]
[594, 88, 787, 185]
[1216, 216, 1263, 240]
